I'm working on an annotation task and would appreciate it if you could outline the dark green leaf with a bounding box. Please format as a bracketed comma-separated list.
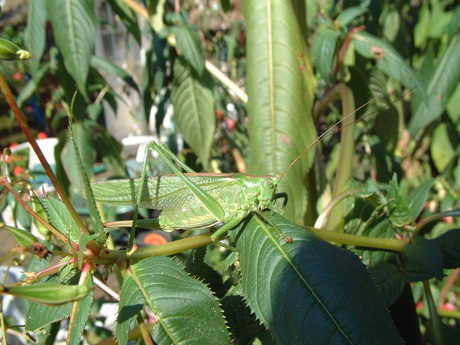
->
[368, 263, 405, 306]
[245, 0, 317, 223]
[171, 57, 215, 168]
[387, 174, 412, 227]
[174, 24, 205, 75]
[232, 212, 403, 345]
[409, 33, 460, 134]
[48, 0, 97, 99]
[407, 179, 436, 220]
[222, 294, 273, 344]
[313, 28, 341, 81]
[402, 237, 444, 281]
[433, 229, 460, 269]
[24, 0, 47, 78]
[119, 256, 230, 345]
[336, 6, 368, 26]
[352, 31, 425, 100]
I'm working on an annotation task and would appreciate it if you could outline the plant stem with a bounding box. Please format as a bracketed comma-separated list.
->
[129, 233, 213, 262]
[306, 226, 408, 252]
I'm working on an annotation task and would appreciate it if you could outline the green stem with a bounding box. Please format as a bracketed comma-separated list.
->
[324, 84, 355, 232]
[306, 226, 408, 252]
[0, 71, 87, 234]
[423, 280, 444, 345]
[131, 233, 213, 261]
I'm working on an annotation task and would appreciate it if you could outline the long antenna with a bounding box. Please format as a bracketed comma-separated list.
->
[278, 91, 410, 181]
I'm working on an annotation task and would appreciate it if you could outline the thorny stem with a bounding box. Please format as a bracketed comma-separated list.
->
[0, 71, 88, 234]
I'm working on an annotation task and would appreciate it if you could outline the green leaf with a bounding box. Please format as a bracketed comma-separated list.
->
[313, 28, 341, 81]
[336, 6, 368, 26]
[17, 64, 50, 108]
[171, 57, 215, 168]
[409, 33, 460, 134]
[116, 271, 144, 345]
[407, 179, 436, 220]
[232, 212, 403, 345]
[4, 225, 38, 247]
[387, 174, 412, 227]
[402, 238, 444, 281]
[90, 55, 140, 94]
[26, 302, 72, 332]
[433, 229, 460, 269]
[106, 0, 141, 43]
[48, 0, 97, 99]
[352, 31, 425, 99]
[431, 122, 458, 172]
[368, 263, 405, 306]
[221, 294, 272, 344]
[67, 277, 94, 345]
[117, 256, 230, 345]
[245, 0, 317, 223]
[7, 283, 88, 305]
[24, 0, 47, 78]
[30, 192, 51, 240]
[174, 24, 205, 75]
[43, 196, 80, 243]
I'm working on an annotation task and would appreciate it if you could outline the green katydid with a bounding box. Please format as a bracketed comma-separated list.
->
[86, 97, 386, 242]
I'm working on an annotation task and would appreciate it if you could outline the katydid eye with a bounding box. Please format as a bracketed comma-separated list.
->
[266, 180, 274, 188]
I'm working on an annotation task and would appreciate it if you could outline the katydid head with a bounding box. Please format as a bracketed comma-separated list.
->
[257, 176, 280, 209]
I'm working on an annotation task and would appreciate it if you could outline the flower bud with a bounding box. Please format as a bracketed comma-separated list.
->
[0, 38, 32, 61]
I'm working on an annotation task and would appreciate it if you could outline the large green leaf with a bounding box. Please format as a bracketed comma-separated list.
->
[231, 212, 403, 345]
[409, 33, 460, 134]
[117, 256, 229, 345]
[245, 0, 317, 224]
[171, 57, 215, 168]
[48, 0, 97, 99]
[24, 0, 47, 78]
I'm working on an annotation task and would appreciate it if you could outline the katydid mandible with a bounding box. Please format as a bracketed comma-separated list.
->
[86, 98, 382, 241]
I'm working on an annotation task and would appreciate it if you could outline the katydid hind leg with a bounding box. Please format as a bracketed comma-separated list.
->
[147, 141, 226, 222]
